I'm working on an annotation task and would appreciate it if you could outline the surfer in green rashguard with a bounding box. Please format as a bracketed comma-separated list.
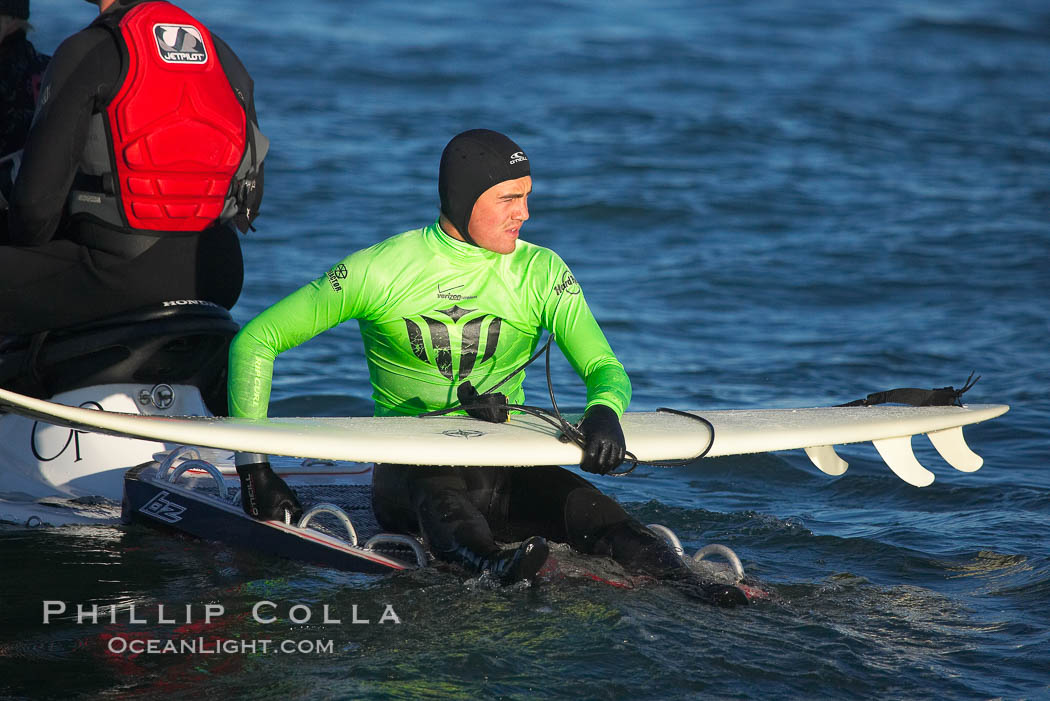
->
[227, 129, 746, 605]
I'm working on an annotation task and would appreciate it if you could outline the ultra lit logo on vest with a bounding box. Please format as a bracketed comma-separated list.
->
[152, 24, 208, 64]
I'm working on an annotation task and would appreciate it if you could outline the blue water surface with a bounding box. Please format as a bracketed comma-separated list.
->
[3, 0, 1049, 698]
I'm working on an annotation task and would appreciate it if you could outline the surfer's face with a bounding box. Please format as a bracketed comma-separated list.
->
[464, 176, 532, 255]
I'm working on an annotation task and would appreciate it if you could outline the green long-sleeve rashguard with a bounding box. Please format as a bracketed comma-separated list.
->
[228, 220, 631, 419]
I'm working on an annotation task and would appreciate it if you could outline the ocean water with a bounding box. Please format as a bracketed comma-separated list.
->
[3, 0, 1049, 698]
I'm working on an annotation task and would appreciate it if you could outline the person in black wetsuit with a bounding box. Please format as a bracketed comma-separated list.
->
[0, 0, 49, 241]
[0, 0, 266, 336]
[0, 0, 49, 159]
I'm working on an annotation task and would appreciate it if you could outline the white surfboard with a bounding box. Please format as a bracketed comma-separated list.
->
[0, 386, 1008, 486]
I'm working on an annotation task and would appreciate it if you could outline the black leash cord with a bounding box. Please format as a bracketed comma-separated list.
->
[418, 336, 557, 419]
[606, 409, 715, 476]
[417, 334, 715, 476]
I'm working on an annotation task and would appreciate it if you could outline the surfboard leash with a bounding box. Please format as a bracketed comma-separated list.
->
[417, 335, 717, 477]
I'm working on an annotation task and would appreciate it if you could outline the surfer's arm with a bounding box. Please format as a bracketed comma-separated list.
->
[8, 28, 117, 245]
[541, 260, 631, 417]
[228, 260, 363, 418]
[535, 254, 629, 474]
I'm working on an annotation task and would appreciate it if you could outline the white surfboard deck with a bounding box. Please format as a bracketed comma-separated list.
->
[0, 386, 1008, 486]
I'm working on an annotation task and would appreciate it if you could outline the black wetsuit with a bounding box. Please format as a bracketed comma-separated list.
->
[0, 30, 48, 158]
[372, 463, 687, 576]
[0, 30, 48, 240]
[0, 0, 260, 335]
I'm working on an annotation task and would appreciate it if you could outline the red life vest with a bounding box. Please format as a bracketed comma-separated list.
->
[101, 1, 248, 232]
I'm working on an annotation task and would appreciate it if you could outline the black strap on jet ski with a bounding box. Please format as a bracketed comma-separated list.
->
[836, 371, 980, 408]
[21, 331, 50, 398]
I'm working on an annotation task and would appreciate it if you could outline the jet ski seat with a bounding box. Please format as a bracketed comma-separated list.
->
[0, 301, 238, 413]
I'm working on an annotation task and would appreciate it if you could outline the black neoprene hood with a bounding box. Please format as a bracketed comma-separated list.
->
[438, 129, 531, 245]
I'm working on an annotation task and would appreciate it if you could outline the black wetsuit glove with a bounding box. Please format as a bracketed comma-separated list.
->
[578, 405, 626, 475]
[457, 381, 509, 423]
[235, 453, 304, 522]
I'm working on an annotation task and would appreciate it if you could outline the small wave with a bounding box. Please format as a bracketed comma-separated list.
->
[943, 550, 1031, 579]
[988, 572, 1050, 602]
[899, 16, 1050, 42]
[625, 499, 809, 539]
[942, 551, 1050, 603]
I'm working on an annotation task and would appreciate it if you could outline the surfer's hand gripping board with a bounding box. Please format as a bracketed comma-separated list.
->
[0, 386, 1008, 486]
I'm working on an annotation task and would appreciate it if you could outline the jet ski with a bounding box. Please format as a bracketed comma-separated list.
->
[0, 299, 236, 525]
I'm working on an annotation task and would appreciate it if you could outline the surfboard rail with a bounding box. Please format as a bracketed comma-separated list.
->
[0, 386, 1009, 486]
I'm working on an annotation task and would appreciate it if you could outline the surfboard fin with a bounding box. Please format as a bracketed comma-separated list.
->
[804, 445, 849, 476]
[807, 427, 983, 485]
[926, 426, 983, 472]
[872, 436, 936, 487]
